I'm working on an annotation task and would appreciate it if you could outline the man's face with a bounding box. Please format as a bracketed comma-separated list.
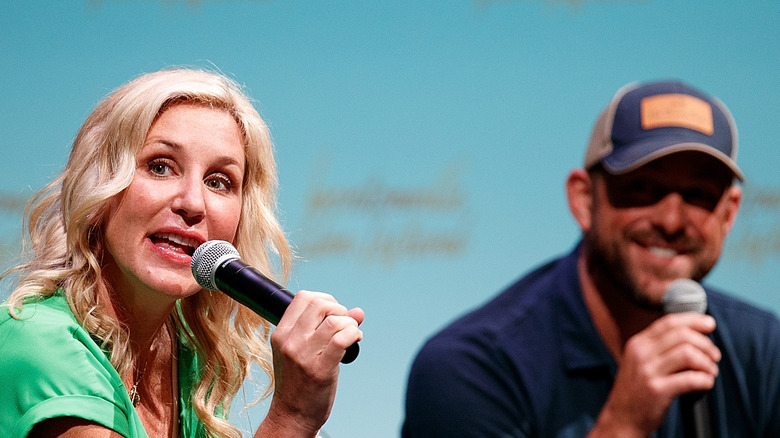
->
[583, 151, 741, 310]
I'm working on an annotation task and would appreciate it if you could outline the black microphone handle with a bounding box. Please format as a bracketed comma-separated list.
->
[214, 259, 360, 364]
[662, 279, 714, 438]
[680, 390, 713, 438]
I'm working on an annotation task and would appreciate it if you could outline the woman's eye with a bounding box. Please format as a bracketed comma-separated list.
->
[205, 175, 232, 191]
[149, 159, 174, 176]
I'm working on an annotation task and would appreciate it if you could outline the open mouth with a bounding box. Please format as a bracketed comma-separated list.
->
[150, 232, 201, 256]
[648, 246, 678, 259]
[633, 230, 696, 260]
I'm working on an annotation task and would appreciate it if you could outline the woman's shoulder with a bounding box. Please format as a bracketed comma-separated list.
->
[0, 294, 139, 438]
[0, 293, 81, 342]
[0, 293, 112, 376]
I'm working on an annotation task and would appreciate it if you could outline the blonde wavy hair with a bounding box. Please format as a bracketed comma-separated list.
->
[3, 68, 292, 437]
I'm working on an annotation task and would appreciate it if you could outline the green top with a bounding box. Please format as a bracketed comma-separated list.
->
[0, 292, 208, 437]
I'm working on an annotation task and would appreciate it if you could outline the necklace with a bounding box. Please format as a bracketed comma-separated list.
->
[170, 321, 180, 438]
[127, 320, 179, 437]
[128, 323, 162, 407]
[129, 355, 149, 406]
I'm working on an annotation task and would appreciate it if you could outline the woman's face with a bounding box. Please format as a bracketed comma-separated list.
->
[103, 104, 245, 303]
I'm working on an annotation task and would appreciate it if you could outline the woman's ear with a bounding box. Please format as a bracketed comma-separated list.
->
[566, 169, 594, 233]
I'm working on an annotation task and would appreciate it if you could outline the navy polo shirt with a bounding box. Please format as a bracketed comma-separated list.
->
[403, 244, 780, 437]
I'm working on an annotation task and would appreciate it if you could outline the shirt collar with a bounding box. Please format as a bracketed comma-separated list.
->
[554, 243, 617, 374]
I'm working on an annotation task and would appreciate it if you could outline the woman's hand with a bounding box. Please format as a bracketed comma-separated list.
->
[256, 290, 364, 438]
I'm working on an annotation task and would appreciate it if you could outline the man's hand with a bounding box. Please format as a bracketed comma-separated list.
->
[588, 313, 720, 437]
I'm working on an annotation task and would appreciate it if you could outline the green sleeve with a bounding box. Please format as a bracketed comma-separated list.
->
[0, 296, 148, 437]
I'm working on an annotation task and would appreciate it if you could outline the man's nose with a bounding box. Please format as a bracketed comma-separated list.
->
[652, 191, 688, 235]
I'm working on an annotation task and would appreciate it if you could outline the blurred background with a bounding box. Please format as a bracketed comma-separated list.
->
[2, 1, 778, 436]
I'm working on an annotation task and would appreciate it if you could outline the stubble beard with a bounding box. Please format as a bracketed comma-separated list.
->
[583, 228, 716, 312]
[584, 230, 662, 312]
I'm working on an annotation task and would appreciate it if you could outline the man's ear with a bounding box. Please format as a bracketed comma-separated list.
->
[720, 184, 742, 236]
[566, 169, 594, 233]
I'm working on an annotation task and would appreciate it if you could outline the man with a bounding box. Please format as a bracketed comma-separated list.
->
[403, 81, 780, 437]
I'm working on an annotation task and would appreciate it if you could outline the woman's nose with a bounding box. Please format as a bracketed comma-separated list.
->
[171, 177, 206, 223]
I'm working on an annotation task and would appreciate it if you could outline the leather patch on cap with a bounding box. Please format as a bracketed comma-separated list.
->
[640, 94, 714, 135]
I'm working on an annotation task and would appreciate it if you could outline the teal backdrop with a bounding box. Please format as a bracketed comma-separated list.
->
[2, 1, 778, 436]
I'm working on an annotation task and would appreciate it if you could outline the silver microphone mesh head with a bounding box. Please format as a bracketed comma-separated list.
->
[191, 240, 241, 290]
[662, 278, 707, 314]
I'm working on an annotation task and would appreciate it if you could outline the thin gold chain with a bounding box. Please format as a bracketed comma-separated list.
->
[171, 320, 180, 438]
[129, 355, 149, 406]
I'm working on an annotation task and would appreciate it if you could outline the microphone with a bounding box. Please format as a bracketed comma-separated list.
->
[191, 240, 359, 364]
[662, 279, 713, 438]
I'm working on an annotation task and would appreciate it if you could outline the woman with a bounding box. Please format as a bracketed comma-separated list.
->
[0, 68, 364, 437]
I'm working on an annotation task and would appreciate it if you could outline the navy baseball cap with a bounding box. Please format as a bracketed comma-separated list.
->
[584, 80, 744, 181]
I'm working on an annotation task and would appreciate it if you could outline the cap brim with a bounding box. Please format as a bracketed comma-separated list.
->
[601, 141, 745, 181]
